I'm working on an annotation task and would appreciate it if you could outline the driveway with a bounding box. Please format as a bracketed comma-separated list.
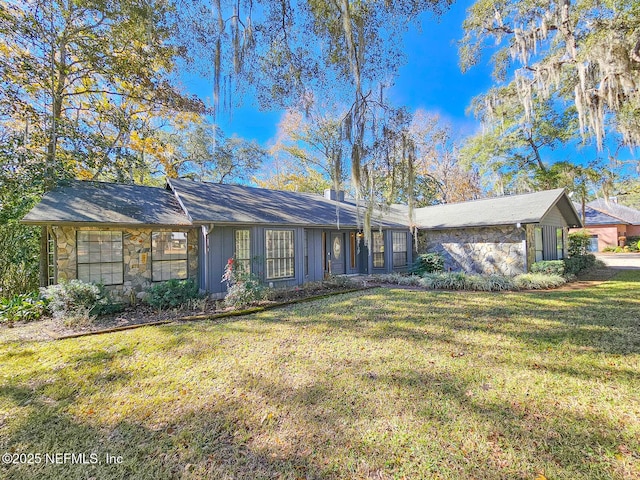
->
[595, 252, 640, 270]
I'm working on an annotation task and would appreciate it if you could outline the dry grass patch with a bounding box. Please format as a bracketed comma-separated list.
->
[0, 272, 639, 479]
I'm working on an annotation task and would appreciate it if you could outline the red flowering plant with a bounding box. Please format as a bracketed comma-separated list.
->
[221, 256, 267, 308]
[222, 258, 236, 287]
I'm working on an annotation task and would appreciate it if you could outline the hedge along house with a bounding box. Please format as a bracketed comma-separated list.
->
[22, 179, 413, 301]
[413, 189, 582, 275]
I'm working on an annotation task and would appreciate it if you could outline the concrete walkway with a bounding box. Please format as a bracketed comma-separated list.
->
[595, 252, 640, 270]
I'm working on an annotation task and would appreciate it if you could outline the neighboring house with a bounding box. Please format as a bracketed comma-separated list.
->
[570, 199, 640, 251]
[22, 180, 581, 301]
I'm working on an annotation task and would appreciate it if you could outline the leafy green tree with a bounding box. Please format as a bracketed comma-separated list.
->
[460, 0, 640, 150]
[461, 84, 577, 194]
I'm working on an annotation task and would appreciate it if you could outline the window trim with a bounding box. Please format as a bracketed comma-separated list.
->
[234, 229, 252, 275]
[372, 231, 385, 269]
[76, 230, 124, 285]
[151, 231, 189, 282]
[534, 227, 543, 262]
[556, 228, 564, 260]
[46, 227, 57, 286]
[265, 229, 296, 280]
[392, 231, 408, 267]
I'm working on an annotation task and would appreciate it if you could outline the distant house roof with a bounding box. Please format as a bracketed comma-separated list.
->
[167, 178, 406, 228]
[22, 180, 192, 226]
[414, 188, 581, 229]
[587, 198, 640, 225]
[572, 202, 628, 226]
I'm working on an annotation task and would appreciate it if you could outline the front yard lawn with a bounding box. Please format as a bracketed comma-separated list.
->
[1, 272, 639, 479]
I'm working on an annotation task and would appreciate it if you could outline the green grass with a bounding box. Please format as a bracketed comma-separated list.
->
[1, 272, 639, 479]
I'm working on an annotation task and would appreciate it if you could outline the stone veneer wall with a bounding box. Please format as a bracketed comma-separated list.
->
[424, 226, 526, 276]
[51, 226, 199, 303]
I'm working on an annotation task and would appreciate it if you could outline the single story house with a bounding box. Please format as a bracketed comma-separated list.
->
[570, 199, 640, 251]
[22, 180, 581, 301]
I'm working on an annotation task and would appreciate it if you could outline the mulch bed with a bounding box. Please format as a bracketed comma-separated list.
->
[1, 283, 370, 342]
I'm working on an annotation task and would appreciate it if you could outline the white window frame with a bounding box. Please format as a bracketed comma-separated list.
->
[392, 231, 408, 267]
[372, 231, 385, 268]
[265, 229, 295, 280]
[234, 229, 251, 274]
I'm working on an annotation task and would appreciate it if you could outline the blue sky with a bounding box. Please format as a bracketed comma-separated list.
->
[181, 1, 637, 173]
[181, 1, 489, 144]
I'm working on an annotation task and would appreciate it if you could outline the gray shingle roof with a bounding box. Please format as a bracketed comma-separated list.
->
[22, 180, 192, 226]
[587, 198, 640, 225]
[572, 202, 627, 226]
[414, 188, 581, 229]
[168, 178, 407, 228]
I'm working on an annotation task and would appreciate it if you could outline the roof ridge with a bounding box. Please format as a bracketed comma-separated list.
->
[416, 188, 564, 211]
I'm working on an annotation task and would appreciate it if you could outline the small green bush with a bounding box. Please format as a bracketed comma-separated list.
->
[602, 246, 616, 252]
[531, 260, 565, 276]
[145, 279, 201, 310]
[40, 280, 109, 320]
[410, 253, 445, 275]
[514, 273, 566, 290]
[626, 236, 640, 252]
[224, 274, 267, 308]
[0, 292, 47, 326]
[568, 230, 592, 256]
[563, 254, 596, 276]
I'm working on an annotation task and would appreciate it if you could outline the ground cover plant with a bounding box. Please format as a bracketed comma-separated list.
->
[0, 272, 639, 479]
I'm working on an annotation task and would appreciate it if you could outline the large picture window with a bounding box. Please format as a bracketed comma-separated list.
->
[372, 231, 385, 268]
[152, 232, 188, 281]
[392, 231, 408, 267]
[266, 229, 295, 279]
[77, 231, 123, 285]
[235, 229, 251, 274]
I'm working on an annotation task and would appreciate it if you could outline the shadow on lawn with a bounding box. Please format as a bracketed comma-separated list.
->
[0, 386, 332, 480]
[261, 286, 640, 357]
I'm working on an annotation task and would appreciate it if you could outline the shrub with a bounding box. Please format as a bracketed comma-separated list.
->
[224, 274, 266, 308]
[41, 280, 114, 321]
[420, 272, 467, 290]
[568, 230, 592, 256]
[626, 236, 640, 252]
[563, 254, 596, 276]
[602, 246, 616, 252]
[145, 278, 201, 310]
[410, 253, 444, 275]
[370, 273, 421, 287]
[531, 260, 565, 276]
[324, 275, 356, 288]
[514, 273, 566, 290]
[0, 292, 47, 326]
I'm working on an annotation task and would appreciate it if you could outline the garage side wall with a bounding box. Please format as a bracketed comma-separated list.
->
[424, 226, 526, 275]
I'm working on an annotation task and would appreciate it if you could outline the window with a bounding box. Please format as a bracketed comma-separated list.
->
[350, 232, 357, 269]
[556, 228, 564, 260]
[77, 231, 123, 285]
[304, 229, 309, 276]
[534, 227, 543, 262]
[235, 230, 251, 274]
[372, 231, 385, 268]
[47, 228, 56, 286]
[151, 231, 188, 281]
[392, 231, 408, 267]
[266, 230, 295, 279]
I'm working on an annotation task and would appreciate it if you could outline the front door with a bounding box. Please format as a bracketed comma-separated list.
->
[329, 232, 345, 275]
